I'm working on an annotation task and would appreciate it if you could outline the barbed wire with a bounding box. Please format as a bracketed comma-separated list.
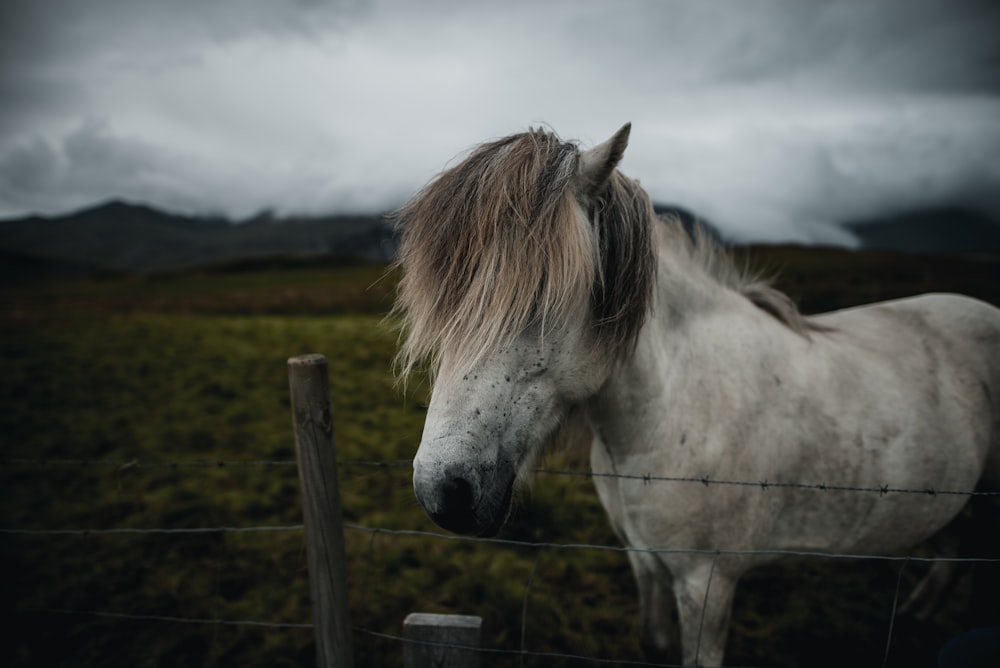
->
[8, 459, 994, 667]
[340, 523, 1000, 565]
[6, 520, 998, 566]
[15, 608, 715, 667]
[8, 517, 998, 594]
[5, 457, 997, 498]
[0, 457, 412, 471]
[534, 468, 1000, 498]
[0, 525, 303, 536]
[19, 607, 312, 630]
[1, 458, 299, 469]
[356, 626, 697, 667]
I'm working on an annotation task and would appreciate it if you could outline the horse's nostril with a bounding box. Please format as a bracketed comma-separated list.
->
[441, 474, 475, 510]
[424, 471, 480, 535]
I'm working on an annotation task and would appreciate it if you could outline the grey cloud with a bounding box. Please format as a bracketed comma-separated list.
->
[631, 92, 1000, 244]
[0, 0, 998, 244]
[0, 116, 389, 219]
[632, 0, 1000, 94]
[0, 119, 207, 216]
[0, 0, 364, 53]
[0, 0, 364, 127]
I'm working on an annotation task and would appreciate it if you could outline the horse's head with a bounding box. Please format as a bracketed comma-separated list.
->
[394, 124, 655, 535]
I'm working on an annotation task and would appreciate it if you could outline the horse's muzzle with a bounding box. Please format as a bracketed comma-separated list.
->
[414, 460, 515, 537]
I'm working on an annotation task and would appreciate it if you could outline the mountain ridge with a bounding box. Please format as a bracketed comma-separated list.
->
[0, 199, 398, 275]
[2, 199, 998, 280]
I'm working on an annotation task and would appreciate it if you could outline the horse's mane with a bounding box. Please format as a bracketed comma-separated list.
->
[660, 216, 813, 336]
[392, 128, 809, 379]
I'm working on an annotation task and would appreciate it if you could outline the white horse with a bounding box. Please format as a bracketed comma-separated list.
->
[392, 124, 1000, 666]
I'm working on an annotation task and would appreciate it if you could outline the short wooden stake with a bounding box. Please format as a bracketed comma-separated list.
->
[289, 354, 354, 668]
[403, 613, 482, 668]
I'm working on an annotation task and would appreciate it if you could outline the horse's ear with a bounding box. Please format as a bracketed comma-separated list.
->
[578, 123, 631, 197]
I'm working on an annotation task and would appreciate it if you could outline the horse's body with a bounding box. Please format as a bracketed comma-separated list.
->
[590, 268, 1000, 663]
[393, 124, 1000, 666]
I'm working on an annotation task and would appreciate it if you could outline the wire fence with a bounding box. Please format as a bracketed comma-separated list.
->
[5, 455, 999, 667]
[5, 518, 996, 565]
[7, 456, 999, 498]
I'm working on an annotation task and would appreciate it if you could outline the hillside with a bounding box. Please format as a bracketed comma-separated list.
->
[0, 200, 397, 275]
[3, 201, 1000, 285]
[845, 206, 1000, 254]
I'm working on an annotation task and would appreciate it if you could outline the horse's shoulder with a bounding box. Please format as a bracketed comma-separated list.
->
[812, 293, 999, 330]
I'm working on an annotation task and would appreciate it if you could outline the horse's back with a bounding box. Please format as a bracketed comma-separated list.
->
[814, 292, 1000, 488]
[898, 292, 1000, 344]
[813, 292, 1000, 377]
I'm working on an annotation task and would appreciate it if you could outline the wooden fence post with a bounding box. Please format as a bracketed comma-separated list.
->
[403, 613, 482, 668]
[288, 354, 354, 668]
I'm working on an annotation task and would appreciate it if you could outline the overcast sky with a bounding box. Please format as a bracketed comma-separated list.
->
[1, 0, 998, 244]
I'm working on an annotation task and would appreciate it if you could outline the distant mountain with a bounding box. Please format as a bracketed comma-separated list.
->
[3, 200, 998, 283]
[653, 203, 1000, 254]
[844, 207, 1000, 254]
[0, 200, 398, 276]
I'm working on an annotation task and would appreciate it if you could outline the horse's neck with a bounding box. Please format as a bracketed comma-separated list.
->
[650, 239, 743, 333]
[585, 243, 768, 465]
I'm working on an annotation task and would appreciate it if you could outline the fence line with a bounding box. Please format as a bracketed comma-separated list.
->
[7, 452, 997, 666]
[1, 457, 407, 469]
[10, 511, 995, 667]
[340, 524, 1000, 565]
[535, 468, 1000, 498]
[20, 607, 313, 629]
[360, 626, 690, 668]
[7, 418, 998, 666]
[21, 608, 685, 668]
[9, 520, 998, 566]
[359, 624, 806, 668]
[6, 456, 998, 498]
[17, 607, 721, 668]
[2, 457, 299, 469]
[7, 512, 992, 665]
[13, 492, 984, 666]
[0, 524, 304, 536]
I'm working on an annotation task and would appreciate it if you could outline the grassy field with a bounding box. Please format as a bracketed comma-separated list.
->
[2, 248, 998, 667]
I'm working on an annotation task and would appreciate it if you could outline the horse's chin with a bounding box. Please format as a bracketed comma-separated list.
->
[476, 480, 514, 537]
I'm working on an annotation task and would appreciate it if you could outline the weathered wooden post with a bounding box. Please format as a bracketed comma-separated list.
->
[288, 354, 354, 668]
[403, 613, 482, 668]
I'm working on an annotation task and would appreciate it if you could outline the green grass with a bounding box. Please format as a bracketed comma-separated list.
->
[0, 310, 633, 667]
[2, 251, 997, 667]
[0, 264, 635, 667]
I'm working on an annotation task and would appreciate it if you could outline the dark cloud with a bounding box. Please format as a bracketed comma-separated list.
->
[0, 0, 364, 130]
[695, 1, 1000, 94]
[0, 0, 363, 54]
[0, 118, 209, 215]
[0, 0, 998, 243]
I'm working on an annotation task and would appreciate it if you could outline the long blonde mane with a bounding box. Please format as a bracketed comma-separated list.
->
[391, 128, 808, 379]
